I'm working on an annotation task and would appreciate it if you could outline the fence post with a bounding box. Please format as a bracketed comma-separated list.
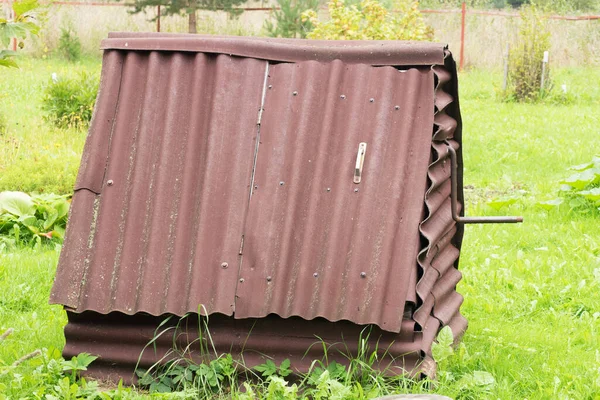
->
[502, 42, 509, 91]
[541, 50, 548, 90]
[157, 5, 161, 32]
[460, 2, 466, 70]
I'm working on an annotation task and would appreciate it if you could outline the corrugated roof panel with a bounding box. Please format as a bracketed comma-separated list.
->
[51, 50, 268, 316]
[50, 36, 469, 374]
[234, 61, 435, 333]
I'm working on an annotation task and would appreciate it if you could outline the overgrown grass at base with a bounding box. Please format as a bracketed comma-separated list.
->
[0, 57, 599, 398]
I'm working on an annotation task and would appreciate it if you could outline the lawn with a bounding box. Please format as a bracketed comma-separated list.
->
[0, 58, 599, 398]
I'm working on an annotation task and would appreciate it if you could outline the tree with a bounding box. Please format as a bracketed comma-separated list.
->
[128, 0, 246, 34]
[264, 0, 320, 38]
[0, 0, 39, 68]
[302, 0, 433, 41]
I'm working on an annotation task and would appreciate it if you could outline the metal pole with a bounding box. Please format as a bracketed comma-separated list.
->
[157, 4, 161, 32]
[448, 146, 523, 224]
[459, 2, 466, 71]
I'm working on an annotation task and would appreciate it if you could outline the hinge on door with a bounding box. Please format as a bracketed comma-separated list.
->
[239, 235, 245, 255]
[257, 107, 264, 126]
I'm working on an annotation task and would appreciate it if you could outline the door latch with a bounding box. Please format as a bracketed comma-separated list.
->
[354, 142, 367, 184]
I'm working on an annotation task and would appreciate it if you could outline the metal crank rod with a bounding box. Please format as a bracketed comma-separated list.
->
[448, 146, 523, 224]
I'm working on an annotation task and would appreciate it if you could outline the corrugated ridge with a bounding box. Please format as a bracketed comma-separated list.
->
[101, 34, 447, 67]
[413, 59, 466, 357]
[51, 51, 267, 316]
[63, 312, 423, 384]
[235, 61, 435, 333]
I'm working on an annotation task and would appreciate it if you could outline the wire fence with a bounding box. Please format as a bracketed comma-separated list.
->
[3, 0, 600, 67]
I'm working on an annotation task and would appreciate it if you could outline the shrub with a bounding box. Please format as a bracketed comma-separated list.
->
[558, 156, 600, 213]
[303, 0, 434, 41]
[505, 6, 551, 102]
[41, 71, 99, 129]
[264, 0, 320, 38]
[0, 191, 70, 249]
[57, 24, 82, 62]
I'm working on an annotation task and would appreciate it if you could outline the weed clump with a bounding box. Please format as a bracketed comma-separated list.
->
[41, 70, 98, 129]
[504, 6, 551, 102]
[57, 24, 82, 62]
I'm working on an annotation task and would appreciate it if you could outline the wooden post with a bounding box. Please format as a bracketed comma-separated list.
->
[156, 4, 161, 32]
[460, 2, 466, 71]
[502, 43, 509, 92]
[541, 50, 549, 90]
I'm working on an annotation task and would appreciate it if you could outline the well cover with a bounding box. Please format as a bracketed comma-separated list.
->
[50, 33, 466, 380]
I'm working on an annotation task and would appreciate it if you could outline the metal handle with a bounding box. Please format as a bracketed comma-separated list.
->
[354, 142, 367, 184]
[448, 146, 523, 224]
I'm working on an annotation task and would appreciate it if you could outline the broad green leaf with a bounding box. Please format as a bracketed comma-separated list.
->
[569, 162, 593, 171]
[535, 198, 563, 210]
[12, 0, 39, 17]
[560, 168, 600, 190]
[487, 197, 518, 210]
[471, 370, 496, 388]
[578, 188, 600, 202]
[0, 192, 34, 217]
[432, 326, 454, 363]
[43, 210, 58, 230]
[0, 58, 18, 68]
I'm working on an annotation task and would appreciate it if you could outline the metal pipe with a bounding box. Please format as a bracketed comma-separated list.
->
[448, 146, 523, 224]
[459, 2, 466, 71]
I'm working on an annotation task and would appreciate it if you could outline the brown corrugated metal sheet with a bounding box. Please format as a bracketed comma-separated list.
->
[63, 312, 423, 384]
[235, 62, 434, 333]
[51, 49, 268, 316]
[50, 34, 467, 379]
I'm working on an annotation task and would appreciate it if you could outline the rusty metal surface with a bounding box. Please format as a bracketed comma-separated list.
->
[50, 34, 468, 375]
[50, 49, 267, 315]
[235, 61, 434, 334]
[102, 33, 447, 66]
[63, 311, 422, 385]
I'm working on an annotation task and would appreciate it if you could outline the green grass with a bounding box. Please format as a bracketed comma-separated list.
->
[0, 58, 599, 398]
[0, 57, 99, 194]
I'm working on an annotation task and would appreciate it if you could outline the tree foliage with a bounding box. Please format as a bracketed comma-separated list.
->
[303, 0, 434, 41]
[0, 0, 39, 68]
[264, 0, 320, 38]
[127, 0, 246, 34]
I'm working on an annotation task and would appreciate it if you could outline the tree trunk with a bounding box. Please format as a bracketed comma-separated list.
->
[188, 0, 197, 34]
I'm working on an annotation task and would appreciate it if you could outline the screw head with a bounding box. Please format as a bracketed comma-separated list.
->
[354, 188, 359, 193]
[340, 94, 346, 99]
[279, 181, 285, 186]
[395, 105, 400, 110]
[107, 180, 114, 186]
[292, 91, 298, 96]
[239, 278, 245, 283]
[221, 262, 228, 269]
[360, 272, 367, 278]
[369, 98, 375, 103]
[313, 272, 318, 278]
[326, 188, 331, 192]
[268, 85, 273, 89]
[266, 276, 272, 282]
[254, 185, 258, 190]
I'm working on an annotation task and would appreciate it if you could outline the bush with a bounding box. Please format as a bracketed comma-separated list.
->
[0, 191, 70, 249]
[264, 0, 320, 38]
[505, 6, 551, 102]
[303, 0, 434, 40]
[558, 156, 600, 213]
[57, 25, 82, 62]
[41, 71, 99, 129]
